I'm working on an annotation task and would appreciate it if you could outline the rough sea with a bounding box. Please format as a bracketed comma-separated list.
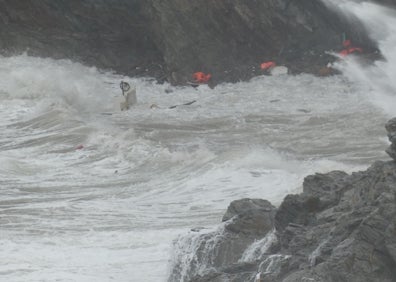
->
[1, 1, 395, 281]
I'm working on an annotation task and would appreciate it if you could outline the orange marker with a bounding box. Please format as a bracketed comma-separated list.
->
[260, 61, 276, 70]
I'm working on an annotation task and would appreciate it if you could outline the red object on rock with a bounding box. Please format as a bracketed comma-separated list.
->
[75, 145, 84, 150]
[339, 40, 363, 57]
[193, 72, 212, 83]
[348, 47, 363, 54]
[339, 47, 363, 57]
[260, 61, 276, 70]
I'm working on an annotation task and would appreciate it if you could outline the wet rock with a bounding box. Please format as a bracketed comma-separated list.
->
[167, 199, 276, 282]
[274, 194, 313, 232]
[302, 170, 348, 210]
[169, 119, 396, 281]
[222, 198, 275, 236]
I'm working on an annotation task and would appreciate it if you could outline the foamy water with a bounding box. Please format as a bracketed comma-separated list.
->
[0, 2, 395, 280]
[325, 0, 396, 116]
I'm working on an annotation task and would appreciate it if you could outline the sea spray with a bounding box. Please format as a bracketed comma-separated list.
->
[325, 1, 396, 116]
[239, 230, 278, 262]
[167, 226, 226, 282]
[0, 51, 390, 281]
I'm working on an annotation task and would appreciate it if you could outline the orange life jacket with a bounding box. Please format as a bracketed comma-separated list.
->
[193, 72, 211, 83]
[260, 61, 276, 70]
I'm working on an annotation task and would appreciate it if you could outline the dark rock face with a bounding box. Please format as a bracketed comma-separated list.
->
[168, 119, 396, 281]
[272, 161, 396, 282]
[140, 0, 370, 84]
[0, 0, 376, 85]
[0, 0, 165, 78]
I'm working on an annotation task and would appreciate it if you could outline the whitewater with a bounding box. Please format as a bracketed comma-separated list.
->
[0, 1, 395, 282]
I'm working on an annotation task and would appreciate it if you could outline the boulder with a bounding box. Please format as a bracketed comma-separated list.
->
[222, 198, 275, 236]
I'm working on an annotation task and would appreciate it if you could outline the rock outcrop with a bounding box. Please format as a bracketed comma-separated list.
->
[168, 199, 276, 282]
[168, 119, 396, 282]
[0, 0, 378, 85]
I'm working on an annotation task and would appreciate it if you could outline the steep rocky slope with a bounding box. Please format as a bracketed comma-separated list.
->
[0, 0, 376, 85]
[0, 0, 163, 78]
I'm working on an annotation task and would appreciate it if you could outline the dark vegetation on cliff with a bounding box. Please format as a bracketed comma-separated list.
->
[0, 0, 379, 85]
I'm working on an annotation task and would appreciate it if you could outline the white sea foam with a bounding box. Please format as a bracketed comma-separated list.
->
[239, 230, 278, 262]
[0, 43, 390, 282]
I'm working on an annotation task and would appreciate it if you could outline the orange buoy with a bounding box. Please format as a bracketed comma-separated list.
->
[260, 61, 276, 70]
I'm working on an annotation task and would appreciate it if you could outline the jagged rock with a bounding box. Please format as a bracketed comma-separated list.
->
[168, 118, 396, 282]
[272, 160, 396, 282]
[274, 194, 319, 232]
[222, 198, 275, 236]
[167, 199, 276, 282]
[222, 198, 274, 222]
[302, 171, 348, 210]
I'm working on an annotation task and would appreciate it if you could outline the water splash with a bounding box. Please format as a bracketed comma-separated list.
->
[326, 1, 396, 116]
[239, 230, 277, 262]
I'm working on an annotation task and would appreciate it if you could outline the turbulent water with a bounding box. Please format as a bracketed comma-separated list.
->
[0, 2, 395, 282]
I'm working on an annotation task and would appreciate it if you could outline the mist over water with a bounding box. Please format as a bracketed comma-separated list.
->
[0, 2, 394, 280]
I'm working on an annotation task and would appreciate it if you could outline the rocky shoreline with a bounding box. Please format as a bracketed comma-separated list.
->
[168, 118, 396, 282]
[0, 0, 381, 86]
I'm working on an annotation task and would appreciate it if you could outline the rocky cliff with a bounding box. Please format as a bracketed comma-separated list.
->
[168, 118, 396, 282]
[0, 0, 164, 78]
[0, 0, 377, 85]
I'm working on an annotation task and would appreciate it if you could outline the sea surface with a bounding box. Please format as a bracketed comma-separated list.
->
[0, 1, 395, 281]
